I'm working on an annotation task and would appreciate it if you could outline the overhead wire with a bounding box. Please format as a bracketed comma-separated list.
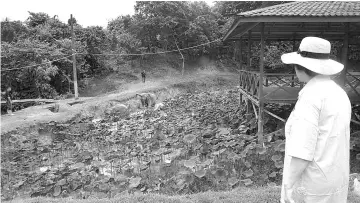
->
[1, 55, 73, 72]
[1, 38, 222, 72]
[77, 38, 221, 56]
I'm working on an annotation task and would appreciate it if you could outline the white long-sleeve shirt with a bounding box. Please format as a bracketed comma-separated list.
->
[281, 75, 352, 203]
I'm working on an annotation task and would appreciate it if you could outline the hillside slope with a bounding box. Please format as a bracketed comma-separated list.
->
[1, 54, 238, 133]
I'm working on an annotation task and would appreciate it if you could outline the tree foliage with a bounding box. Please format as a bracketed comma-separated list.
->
[3, 1, 355, 100]
[2, 3, 244, 99]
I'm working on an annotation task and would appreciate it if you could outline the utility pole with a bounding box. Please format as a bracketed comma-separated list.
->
[70, 14, 79, 99]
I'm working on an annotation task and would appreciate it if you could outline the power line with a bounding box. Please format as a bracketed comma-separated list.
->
[1, 55, 73, 72]
[77, 39, 222, 56]
[1, 38, 222, 72]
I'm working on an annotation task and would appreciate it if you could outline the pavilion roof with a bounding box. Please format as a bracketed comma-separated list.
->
[223, 1, 360, 43]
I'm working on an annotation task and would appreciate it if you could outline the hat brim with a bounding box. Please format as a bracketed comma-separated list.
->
[281, 52, 344, 75]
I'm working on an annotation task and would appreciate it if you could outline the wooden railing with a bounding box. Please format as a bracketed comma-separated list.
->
[239, 70, 360, 103]
[262, 73, 301, 101]
[239, 70, 301, 102]
[239, 70, 260, 99]
[332, 72, 360, 99]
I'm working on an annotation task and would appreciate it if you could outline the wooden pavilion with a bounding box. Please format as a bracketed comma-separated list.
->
[222, 1, 360, 142]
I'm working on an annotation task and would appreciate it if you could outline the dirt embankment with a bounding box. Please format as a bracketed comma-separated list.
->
[0, 70, 239, 134]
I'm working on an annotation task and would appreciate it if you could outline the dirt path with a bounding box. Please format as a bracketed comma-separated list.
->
[0, 71, 238, 133]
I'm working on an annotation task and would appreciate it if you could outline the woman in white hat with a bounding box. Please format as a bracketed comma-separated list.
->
[280, 37, 351, 203]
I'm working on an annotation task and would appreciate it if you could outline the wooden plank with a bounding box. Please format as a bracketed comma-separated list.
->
[227, 22, 259, 41]
[266, 100, 298, 104]
[238, 88, 259, 106]
[222, 17, 243, 41]
[235, 16, 360, 23]
[252, 102, 258, 119]
[1, 99, 55, 104]
[258, 22, 265, 144]
[351, 119, 360, 126]
[263, 109, 286, 123]
[255, 26, 357, 32]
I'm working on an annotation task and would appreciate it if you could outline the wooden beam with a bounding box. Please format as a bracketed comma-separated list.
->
[351, 119, 360, 126]
[226, 22, 259, 40]
[238, 88, 259, 106]
[70, 14, 79, 99]
[222, 17, 242, 41]
[263, 109, 286, 122]
[258, 22, 265, 144]
[255, 27, 348, 32]
[292, 35, 296, 87]
[239, 38, 243, 107]
[227, 37, 360, 45]
[340, 23, 349, 87]
[225, 21, 360, 42]
[235, 32, 352, 37]
[248, 30, 252, 69]
[252, 102, 258, 119]
[234, 16, 360, 23]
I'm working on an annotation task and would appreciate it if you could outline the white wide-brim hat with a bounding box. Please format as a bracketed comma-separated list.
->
[281, 37, 344, 75]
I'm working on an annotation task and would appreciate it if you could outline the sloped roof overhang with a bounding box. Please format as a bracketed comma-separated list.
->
[223, 2, 360, 44]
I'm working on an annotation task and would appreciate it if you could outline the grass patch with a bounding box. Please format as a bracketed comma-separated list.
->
[6, 186, 360, 203]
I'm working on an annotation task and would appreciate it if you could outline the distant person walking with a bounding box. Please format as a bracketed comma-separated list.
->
[141, 70, 146, 83]
[2, 87, 13, 115]
[280, 37, 351, 203]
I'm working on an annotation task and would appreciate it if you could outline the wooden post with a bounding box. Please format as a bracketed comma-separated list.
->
[70, 14, 79, 99]
[234, 41, 237, 61]
[239, 39, 242, 70]
[292, 37, 296, 87]
[248, 30, 252, 70]
[173, 35, 185, 76]
[258, 22, 265, 145]
[239, 37, 243, 105]
[340, 23, 349, 87]
[246, 99, 252, 119]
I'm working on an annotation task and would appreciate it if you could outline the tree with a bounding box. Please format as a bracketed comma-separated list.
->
[1, 39, 66, 98]
[1, 19, 28, 43]
[1, 12, 87, 98]
[26, 11, 50, 27]
[131, 1, 223, 58]
[107, 15, 132, 33]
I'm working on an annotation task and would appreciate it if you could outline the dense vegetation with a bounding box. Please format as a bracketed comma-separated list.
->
[0, 82, 291, 200]
[1, 1, 293, 99]
[1, 81, 359, 200]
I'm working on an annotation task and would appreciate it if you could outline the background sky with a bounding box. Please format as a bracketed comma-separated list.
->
[0, 0, 215, 28]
